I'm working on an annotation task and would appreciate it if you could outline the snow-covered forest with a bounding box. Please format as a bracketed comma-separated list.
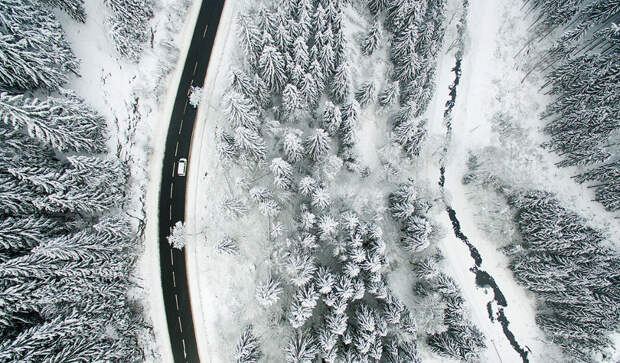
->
[191, 0, 620, 362]
[0, 0, 191, 360]
[1, 0, 619, 361]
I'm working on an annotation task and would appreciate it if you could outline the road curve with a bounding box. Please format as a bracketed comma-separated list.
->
[158, 1, 225, 362]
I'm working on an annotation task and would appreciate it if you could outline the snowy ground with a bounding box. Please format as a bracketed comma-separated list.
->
[56, 0, 202, 361]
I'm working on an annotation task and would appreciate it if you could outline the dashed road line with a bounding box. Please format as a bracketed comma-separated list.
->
[170, 183, 174, 199]
[172, 270, 177, 287]
[170, 250, 174, 266]
[202, 24, 208, 38]
[182, 339, 187, 359]
[175, 142, 179, 156]
[178, 316, 183, 333]
[169, 205, 172, 220]
[175, 294, 179, 310]
[193, 61, 198, 76]
[179, 119, 184, 134]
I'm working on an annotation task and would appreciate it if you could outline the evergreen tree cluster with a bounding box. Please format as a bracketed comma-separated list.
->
[389, 183, 486, 360]
[104, 0, 154, 62]
[223, 0, 363, 170]
[416, 257, 486, 361]
[0, 0, 78, 91]
[388, 181, 432, 253]
[505, 190, 620, 362]
[367, 0, 446, 158]
[0, 2, 146, 360]
[275, 208, 422, 362]
[525, 0, 620, 211]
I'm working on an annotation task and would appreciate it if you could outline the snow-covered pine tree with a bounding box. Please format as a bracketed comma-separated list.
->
[330, 62, 351, 103]
[167, 221, 185, 250]
[311, 187, 331, 210]
[234, 325, 263, 363]
[379, 81, 400, 107]
[103, 0, 154, 62]
[237, 14, 262, 66]
[285, 329, 318, 363]
[259, 45, 287, 92]
[368, 0, 388, 15]
[393, 117, 427, 157]
[299, 72, 320, 109]
[282, 83, 305, 120]
[0, 216, 64, 252]
[287, 252, 317, 287]
[0, 0, 78, 91]
[37, 0, 86, 22]
[283, 130, 305, 164]
[270, 157, 294, 190]
[355, 81, 376, 108]
[361, 22, 381, 56]
[216, 236, 240, 255]
[292, 37, 310, 69]
[256, 275, 282, 306]
[321, 102, 342, 137]
[0, 92, 106, 153]
[309, 60, 326, 95]
[225, 91, 261, 132]
[304, 128, 331, 161]
[234, 126, 267, 161]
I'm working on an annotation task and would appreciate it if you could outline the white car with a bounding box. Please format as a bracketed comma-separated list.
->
[177, 158, 187, 177]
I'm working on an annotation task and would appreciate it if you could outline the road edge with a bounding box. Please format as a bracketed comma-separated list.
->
[142, 0, 203, 361]
[185, 0, 236, 361]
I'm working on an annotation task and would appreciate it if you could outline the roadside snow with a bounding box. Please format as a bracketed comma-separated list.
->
[184, 0, 244, 361]
[57, 0, 203, 360]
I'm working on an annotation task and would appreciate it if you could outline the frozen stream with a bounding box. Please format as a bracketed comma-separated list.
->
[438, 20, 530, 362]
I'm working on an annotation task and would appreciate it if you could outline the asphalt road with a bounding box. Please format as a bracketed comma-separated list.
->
[158, 1, 225, 362]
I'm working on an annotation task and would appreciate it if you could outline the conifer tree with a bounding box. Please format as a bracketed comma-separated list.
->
[234, 325, 263, 363]
[361, 22, 381, 56]
[330, 62, 351, 103]
[0, 0, 78, 91]
[0, 92, 106, 153]
[304, 128, 331, 161]
[283, 130, 305, 164]
[38, 0, 86, 22]
[259, 45, 287, 92]
[355, 81, 376, 108]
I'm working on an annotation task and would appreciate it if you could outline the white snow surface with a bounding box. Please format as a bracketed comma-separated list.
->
[57, 0, 202, 361]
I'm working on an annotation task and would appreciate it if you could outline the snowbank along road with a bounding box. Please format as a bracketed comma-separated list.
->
[158, 0, 225, 362]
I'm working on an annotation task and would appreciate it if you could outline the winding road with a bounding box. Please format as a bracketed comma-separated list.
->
[158, 0, 225, 362]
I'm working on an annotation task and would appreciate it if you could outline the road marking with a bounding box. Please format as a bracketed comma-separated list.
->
[170, 183, 174, 199]
[193, 61, 198, 76]
[179, 118, 184, 134]
[202, 24, 208, 38]
[170, 250, 174, 265]
[182, 339, 187, 358]
[190, 79, 194, 87]
[184, 99, 188, 113]
[178, 316, 183, 333]
[172, 270, 176, 287]
[175, 142, 179, 156]
[171, 165, 175, 177]
[169, 205, 172, 220]
[175, 294, 179, 310]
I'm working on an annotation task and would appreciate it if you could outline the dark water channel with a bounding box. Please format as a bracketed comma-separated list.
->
[439, 50, 529, 362]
